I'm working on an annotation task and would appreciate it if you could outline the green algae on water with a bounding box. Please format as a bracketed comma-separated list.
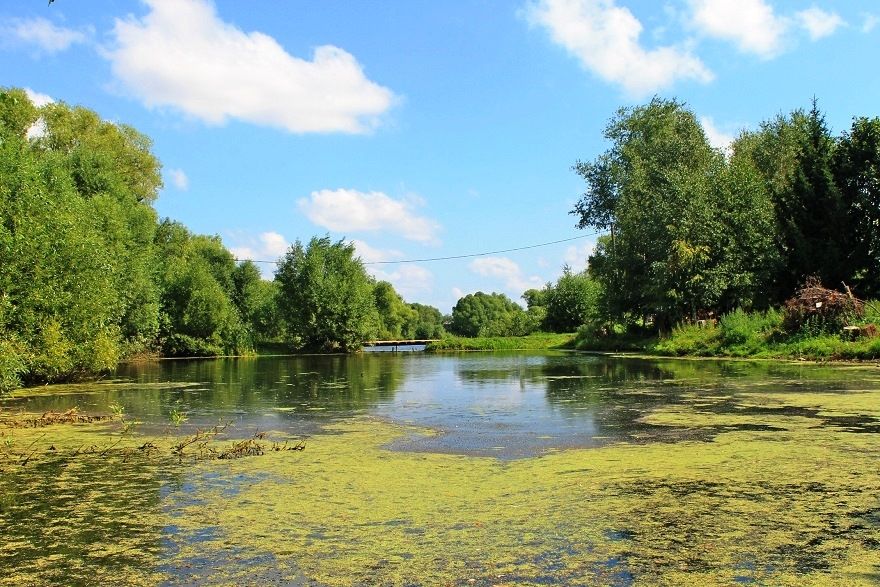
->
[2, 369, 880, 586]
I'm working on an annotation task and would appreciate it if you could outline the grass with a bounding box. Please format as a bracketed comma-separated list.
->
[574, 306, 880, 362]
[425, 332, 576, 351]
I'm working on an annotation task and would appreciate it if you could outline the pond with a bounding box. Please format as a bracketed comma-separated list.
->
[1, 352, 879, 585]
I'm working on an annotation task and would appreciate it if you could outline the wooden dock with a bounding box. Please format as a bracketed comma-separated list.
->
[363, 339, 439, 351]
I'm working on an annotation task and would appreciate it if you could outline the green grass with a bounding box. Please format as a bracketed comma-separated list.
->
[425, 332, 576, 351]
[574, 306, 880, 362]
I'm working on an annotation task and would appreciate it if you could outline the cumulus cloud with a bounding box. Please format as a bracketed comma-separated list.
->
[700, 116, 736, 153]
[350, 239, 404, 264]
[526, 0, 712, 96]
[689, 0, 788, 58]
[24, 87, 54, 108]
[228, 231, 289, 278]
[469, 257, 543, 295]
[863, 14, 879, 34]
[369, 265, 434, 299]
[563, 243, 593, 273]
[796, 7, 845, 41]
[167, 168, 189, 190]
[107, 0, 395, 134]
[298, 189, 441, 243]
[5, 17, 89, 54]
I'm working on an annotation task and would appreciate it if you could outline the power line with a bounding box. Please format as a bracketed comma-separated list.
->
[234, 231, 600, 266]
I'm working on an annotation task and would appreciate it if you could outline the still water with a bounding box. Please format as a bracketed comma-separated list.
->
[1, 352, 879, 585]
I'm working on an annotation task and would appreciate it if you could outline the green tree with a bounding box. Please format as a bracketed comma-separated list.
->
[373, 281, 418, 339]
[573, 98, 730, 328]
[449, 292, 530, 337]
[275, 237, 378, 351]
[155, 221, 247, 356]
[408, 303, 446, 339]
[543, 268, 604, 333]
[835, 116, 880, 297]
[232, 261, 281, 342]
[775, 102, 847, 294]
[0, 88, 164, 389]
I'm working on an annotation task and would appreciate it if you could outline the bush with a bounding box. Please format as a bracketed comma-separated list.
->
[719, 308, 782, 350]
[654, 323, 722, 356]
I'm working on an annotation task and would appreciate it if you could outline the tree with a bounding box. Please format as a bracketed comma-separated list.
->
[232, 261, 281, 342]
[774, 102, 848, 294]
[373, 281, 418, 339]
[275, 237, 377, 351]
[155, 221, 248, 356]
[835, 116, 880, 297]
[449, 292, 530, 337]
[543, 269, 604, 333]
[0, 87, 164, 388]
[573, 98, 731, 327]
[409, 303, 446, 339]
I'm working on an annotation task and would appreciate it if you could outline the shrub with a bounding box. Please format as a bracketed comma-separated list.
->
[719, 308, 782, 349]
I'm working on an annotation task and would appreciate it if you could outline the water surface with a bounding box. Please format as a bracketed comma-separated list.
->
[2, 352, 879, 585]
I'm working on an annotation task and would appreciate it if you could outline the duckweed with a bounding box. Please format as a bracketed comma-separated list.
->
[1, 361, 879, 585]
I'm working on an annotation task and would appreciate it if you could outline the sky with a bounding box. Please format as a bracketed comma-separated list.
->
[2, 0, 879, 313]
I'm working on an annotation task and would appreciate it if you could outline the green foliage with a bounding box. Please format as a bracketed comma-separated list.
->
[573, 98, 880, 332]
[408, 303, 446, 339]
[373, 281, 418, 339]
[543, 269, 605, 333]
[835, 117, 880, 297]
[449, 292, 533, 337]
[573, 98, 741, 327]
[274, 237, 377, 351]
[653, 323, 722, 356]
[718, 308, 782, 351]
[426, 332, 575, 351]
[155, 221, 249, 356]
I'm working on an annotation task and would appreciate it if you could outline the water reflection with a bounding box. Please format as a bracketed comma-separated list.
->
[2, 353, 877, 458]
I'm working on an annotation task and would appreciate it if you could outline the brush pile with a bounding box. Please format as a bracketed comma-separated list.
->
[783, 277, 864, 333]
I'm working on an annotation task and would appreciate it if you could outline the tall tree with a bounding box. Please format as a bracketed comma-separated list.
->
[274, 237, 378, 351]
[835, 116, 880, 297]
[573, 98, 729, 327]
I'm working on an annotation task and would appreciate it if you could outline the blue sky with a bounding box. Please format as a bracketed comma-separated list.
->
[2, 0, 878, 312]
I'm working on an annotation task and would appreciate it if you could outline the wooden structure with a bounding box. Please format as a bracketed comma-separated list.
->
[363, 339, 439, 351]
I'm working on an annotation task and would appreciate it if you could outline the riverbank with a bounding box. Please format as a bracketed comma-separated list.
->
[425, 332, 576, 351]
[424, 320, 880, 362]
[573, 323, 880, 362]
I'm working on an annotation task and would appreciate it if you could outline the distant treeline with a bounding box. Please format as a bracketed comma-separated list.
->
[0, 88, 444, 392]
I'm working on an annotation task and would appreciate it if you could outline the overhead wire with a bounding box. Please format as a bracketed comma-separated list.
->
[234, 230, 601, 266]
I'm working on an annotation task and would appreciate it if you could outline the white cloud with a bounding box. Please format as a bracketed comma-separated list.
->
[108, 0, 395, 134]
[563, 243, 593, 273]
[469, 257, 543, 295]
[350, 239, 404, 263]
[526, 0, 712, 96]
[298, 189, 440, 243]
[228, 231, 289, 278]
[796, 7, 845, 41]
[863, 14, 879, 34]
[369, 265, 434, 299]
[23, 88, 54, 140]
[24, 87, 54, 108]
[167, 168, 189, 190]
[6, 17, 89, 54]
[689, 0, 788, 58]
[700, 115, 736, 152]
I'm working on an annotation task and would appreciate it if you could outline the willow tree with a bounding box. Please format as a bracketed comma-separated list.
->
[274, 237, 378, 351]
